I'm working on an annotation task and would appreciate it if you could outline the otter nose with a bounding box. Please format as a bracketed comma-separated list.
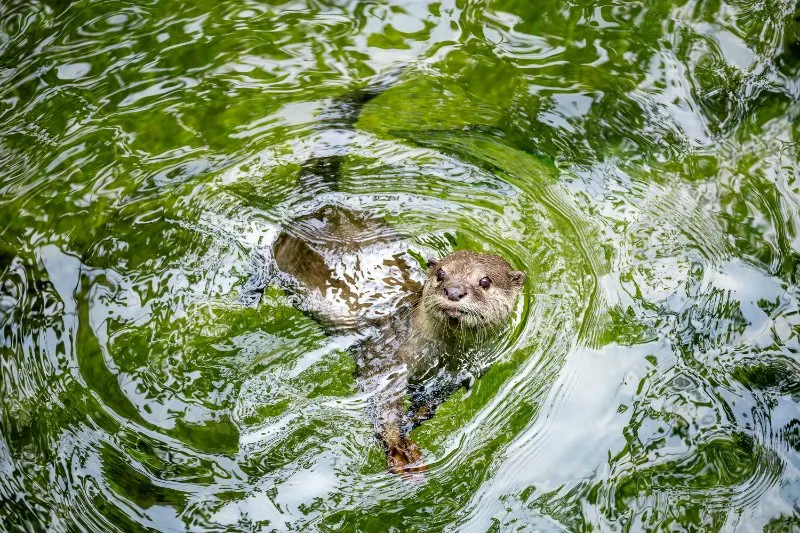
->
[444, 287, 466, 301]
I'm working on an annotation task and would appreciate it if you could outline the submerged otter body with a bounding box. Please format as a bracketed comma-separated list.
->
[260, 74, 526, 472]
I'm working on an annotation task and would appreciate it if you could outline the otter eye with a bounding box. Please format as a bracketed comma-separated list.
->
[436, 268, 446, 282]
[479, 277, 491, 289]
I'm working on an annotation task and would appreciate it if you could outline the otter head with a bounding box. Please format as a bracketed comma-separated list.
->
[421, 251, 525, 333]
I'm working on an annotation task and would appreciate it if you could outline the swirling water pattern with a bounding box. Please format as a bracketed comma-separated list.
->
[1, 0, 799, 530]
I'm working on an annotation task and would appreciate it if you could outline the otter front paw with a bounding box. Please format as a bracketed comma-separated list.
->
[387, 439, 426, 474]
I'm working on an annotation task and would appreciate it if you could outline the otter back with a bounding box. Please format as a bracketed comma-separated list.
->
[272, 205, 425, 331]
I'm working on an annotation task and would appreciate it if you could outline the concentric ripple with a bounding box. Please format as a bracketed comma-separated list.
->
[2, 0, 800, 531]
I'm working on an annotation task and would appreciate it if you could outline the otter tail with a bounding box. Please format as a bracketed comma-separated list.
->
[298, 68, 406, 192]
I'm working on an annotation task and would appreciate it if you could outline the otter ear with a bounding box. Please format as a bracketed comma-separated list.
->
[426, 257, 440, 269]
[509, 270, 526, 287]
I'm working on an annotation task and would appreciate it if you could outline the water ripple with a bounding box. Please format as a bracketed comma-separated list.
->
[2, 0, 800, 530]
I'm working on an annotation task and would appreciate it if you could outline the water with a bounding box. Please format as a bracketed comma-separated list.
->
[1, 0, 799, 530]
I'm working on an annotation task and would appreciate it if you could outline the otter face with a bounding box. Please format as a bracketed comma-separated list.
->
[421, 251, 525, 331]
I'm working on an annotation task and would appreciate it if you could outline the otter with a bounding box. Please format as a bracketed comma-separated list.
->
[248, 74, 525, 472]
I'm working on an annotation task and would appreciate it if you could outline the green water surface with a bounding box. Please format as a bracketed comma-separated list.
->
[2, 0, 800, 530]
